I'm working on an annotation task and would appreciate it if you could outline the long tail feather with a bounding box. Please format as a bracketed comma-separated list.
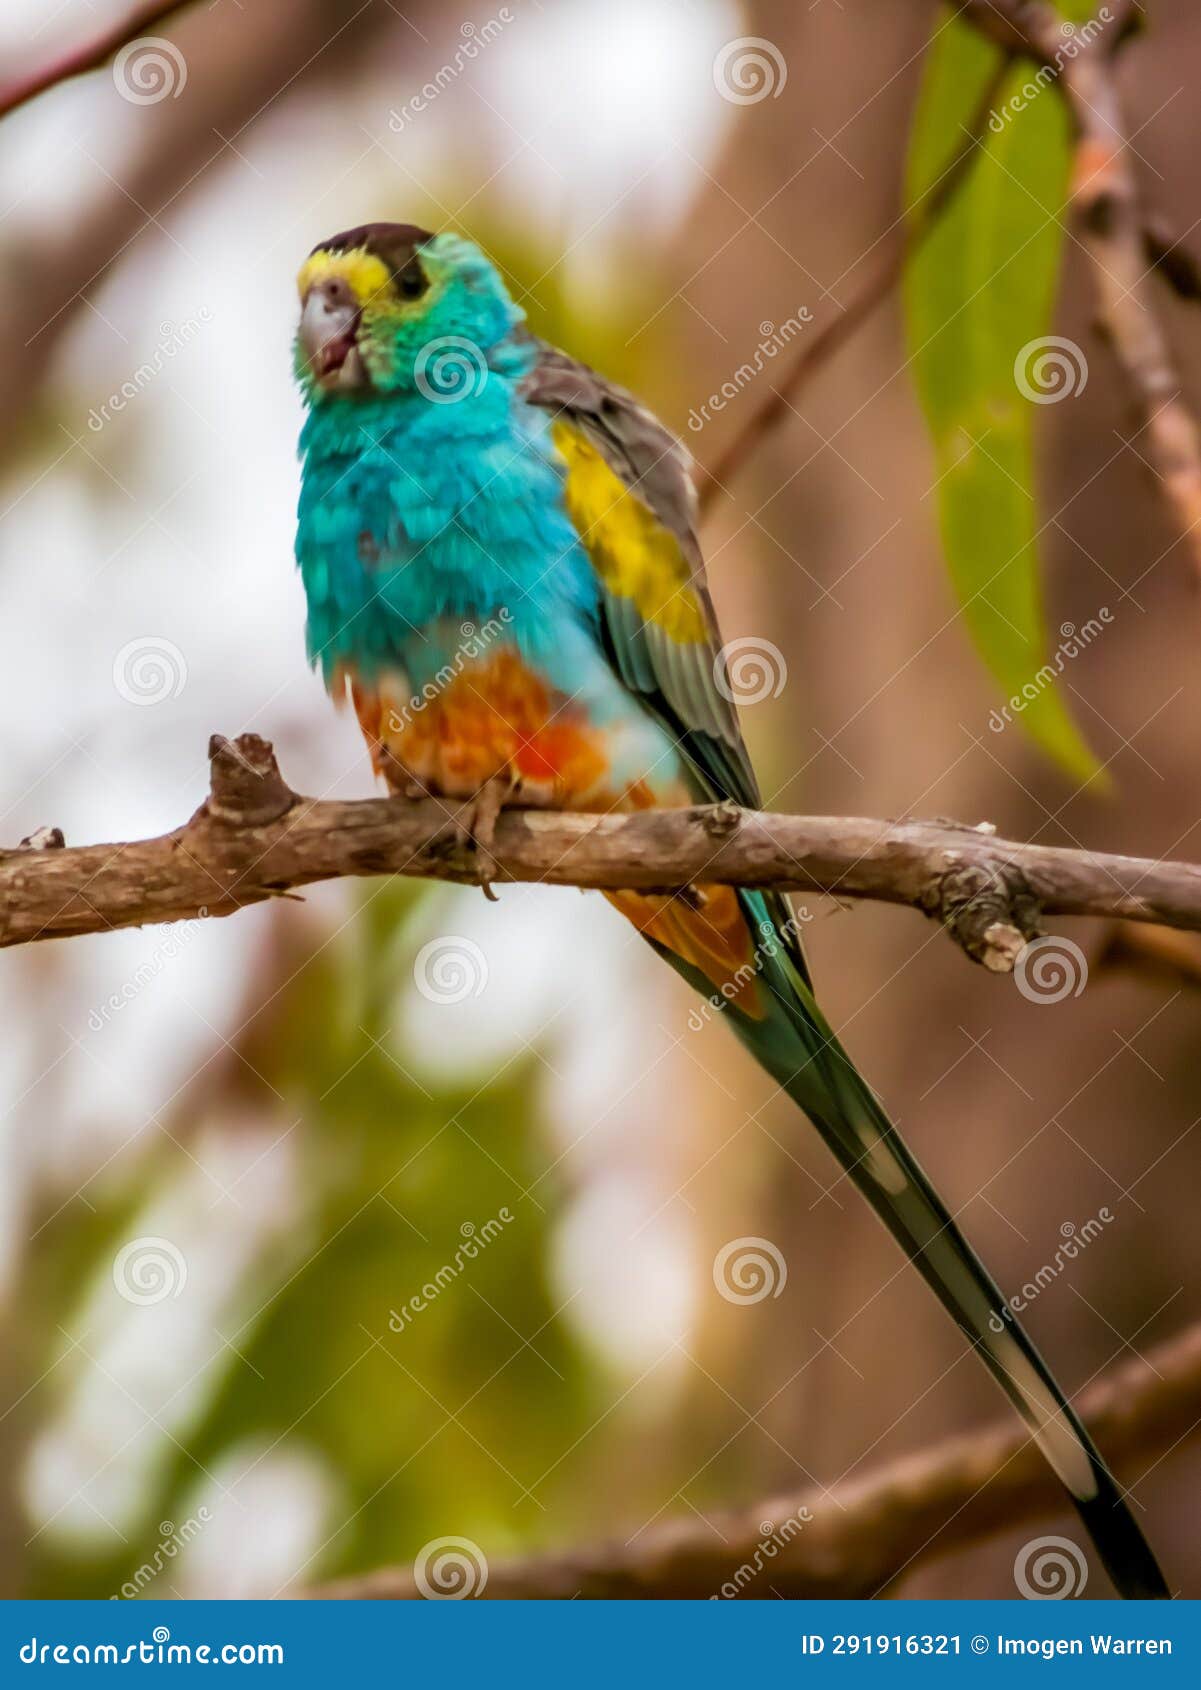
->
[637, 886, 1168, 1600]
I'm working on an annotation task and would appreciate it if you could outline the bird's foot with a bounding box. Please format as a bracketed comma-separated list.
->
[380, 749, 429, 803]
[452, 775, 515, 901]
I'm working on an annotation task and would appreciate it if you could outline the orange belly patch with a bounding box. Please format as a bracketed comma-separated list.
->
[347, 651, 611, 804]
[344, 656, 765, 1015]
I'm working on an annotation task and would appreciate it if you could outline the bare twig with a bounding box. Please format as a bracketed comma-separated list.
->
[312, 1319, 1201, 1598]
[0, 0, 398, 468]
[3, 736, 1201, 966]
[0, 1, 198, 121]
[954, 0, 1201, 578]
[696, 54, 1012, 512]
[700, 2, 1201, 533]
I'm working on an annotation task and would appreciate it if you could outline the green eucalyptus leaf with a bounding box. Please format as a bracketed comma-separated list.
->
[905, 5, 1106, 784]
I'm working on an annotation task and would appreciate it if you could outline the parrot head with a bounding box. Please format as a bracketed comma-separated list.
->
[295, 222, 523, 399]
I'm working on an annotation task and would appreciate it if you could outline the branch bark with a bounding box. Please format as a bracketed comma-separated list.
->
[4, 735, 1201, 968]
[954, 0, 1201, 579]
[312, 1318, 1201, 1598]
[699, 0, 1201, 553]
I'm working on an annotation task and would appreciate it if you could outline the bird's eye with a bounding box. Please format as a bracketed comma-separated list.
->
[396, 259, 427, 300]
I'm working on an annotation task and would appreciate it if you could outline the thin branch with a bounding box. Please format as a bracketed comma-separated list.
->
[0, 1, 198, 121]
[4, 735, 1201, 970]
[312, 1318, 1201, 1598]
[699, 2, 1201, 524]
[696, 53, 1012, 513]
[954, 0, 1201, 579]
[0, 0, 398, 469]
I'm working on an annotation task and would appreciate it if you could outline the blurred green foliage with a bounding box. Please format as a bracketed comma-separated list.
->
[21, 885, 598, 1598]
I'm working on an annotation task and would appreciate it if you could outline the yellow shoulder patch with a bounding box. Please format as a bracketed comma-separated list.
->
[297, 246, 393, 308]
[552, 421, 706, 646]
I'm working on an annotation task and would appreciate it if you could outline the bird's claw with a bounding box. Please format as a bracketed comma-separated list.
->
[451, 776, 513, 901]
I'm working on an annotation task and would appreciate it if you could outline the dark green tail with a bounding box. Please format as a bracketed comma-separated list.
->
[657, 888, 1168, 1600]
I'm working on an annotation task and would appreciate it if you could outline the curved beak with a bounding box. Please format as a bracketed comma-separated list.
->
[299, 282, 362, 388]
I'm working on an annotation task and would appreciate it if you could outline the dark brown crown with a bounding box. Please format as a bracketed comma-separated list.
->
[312, 222, 434, 281]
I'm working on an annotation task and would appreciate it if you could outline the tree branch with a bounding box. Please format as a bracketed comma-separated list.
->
[699, 0, 1201, 536]
[312, 1319, 1201, 1598]
[0, 1, 199, 122]
[3, 735, 1201, 969]
[954, 0, 1201, 579]
[696, 52, 1012, 513]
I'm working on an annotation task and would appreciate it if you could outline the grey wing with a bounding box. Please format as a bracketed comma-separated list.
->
[519, 340, 760, 809]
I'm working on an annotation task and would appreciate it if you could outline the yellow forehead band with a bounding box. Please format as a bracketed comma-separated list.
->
[296, 248, 393, 307]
